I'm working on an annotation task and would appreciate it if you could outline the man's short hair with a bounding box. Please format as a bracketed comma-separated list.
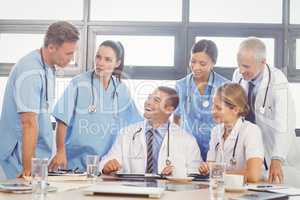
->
[157, 86, 179, 109]
[238, 37, 266, 63]
[44, 21, 79, 47]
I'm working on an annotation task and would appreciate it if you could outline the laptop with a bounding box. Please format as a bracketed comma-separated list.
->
[83, 183, 165, 198]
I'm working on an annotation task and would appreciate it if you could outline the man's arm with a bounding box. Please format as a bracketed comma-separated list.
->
[99, 128, 126, 173]
[49, 121, 68, 170]
[268, 72, 294, 183]
[20, 112, 38, 177]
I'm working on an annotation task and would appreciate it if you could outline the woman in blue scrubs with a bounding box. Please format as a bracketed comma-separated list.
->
[49, 40, 142, 171]
[174, 39, 228, 161]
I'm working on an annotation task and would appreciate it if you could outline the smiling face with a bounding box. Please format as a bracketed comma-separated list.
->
[237, 49, 265, 81]
[190, 52, 214, 80]
[143, 89, 174, 122]
[212, 95, 240, 125]
[94, 45, 121, 78]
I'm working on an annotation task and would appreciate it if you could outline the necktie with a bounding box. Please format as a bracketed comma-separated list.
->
[146, 129, 155, 174]
[246, 81, 256, 123]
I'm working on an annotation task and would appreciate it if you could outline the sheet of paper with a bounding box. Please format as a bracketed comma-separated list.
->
[49, 181, 93, 192]
[48, 175, 88, 182]
[268, 187, 300, 196]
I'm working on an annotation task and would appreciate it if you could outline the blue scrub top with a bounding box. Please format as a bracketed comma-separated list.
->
[52, 71, 142, 171]
[0, 50, 55, 178]
[174, 72, 228, 161]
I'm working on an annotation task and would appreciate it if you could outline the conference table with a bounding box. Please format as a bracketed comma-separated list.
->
[0, 175, 297, 200]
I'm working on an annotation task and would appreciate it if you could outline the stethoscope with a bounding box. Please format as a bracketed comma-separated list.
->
[185, 71, 215, 113]
[88, 71, 119, 118]
[131, 123, 171, 166]
[214, 119, 245, 166]
[239, 64, 271, 114]
[40, 48, 50, 109]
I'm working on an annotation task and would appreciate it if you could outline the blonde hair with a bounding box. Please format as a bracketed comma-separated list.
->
[216, 83, 249, 117]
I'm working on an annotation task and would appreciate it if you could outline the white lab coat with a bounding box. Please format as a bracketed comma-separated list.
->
[99, 121, 202, 174]
[207, 118, 265, 173]
[233, 66, 300, 176]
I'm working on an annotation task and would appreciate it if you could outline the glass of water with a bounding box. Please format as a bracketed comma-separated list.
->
[86, 155, 99, 179]
[31, 158, 48, 198]
[209, 162, 225, 200]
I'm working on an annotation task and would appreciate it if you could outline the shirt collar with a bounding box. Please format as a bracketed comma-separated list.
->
[145, 120, 169, 136]
[250, 70, 264, 86]
[189, 71, 214, 92]
[37, 49, 55, 73]
[221, 117, 243, 142]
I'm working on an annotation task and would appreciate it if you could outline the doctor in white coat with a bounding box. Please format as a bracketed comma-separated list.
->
[232, 37, 300, 185]
[99, 86, 202, 176]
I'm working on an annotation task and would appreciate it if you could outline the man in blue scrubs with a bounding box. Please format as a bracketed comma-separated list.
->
[0, 21, 79, 179]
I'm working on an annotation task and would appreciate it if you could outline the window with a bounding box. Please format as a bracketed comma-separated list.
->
[190, 0, 282, 23]
[289, 83, 300, 128]
[290, 0, 300, 24]
[90, 0, 182, 22]
[0, 33, 79, 67]
[0, 77, 8, 112]
[0, 33, 44, 63]
[55, 78, 72, 104]
[297, 39, 300, 69]
[195, 37, 275, 68]
[0, 0, 83, 20]
[96, 35, 175, 67]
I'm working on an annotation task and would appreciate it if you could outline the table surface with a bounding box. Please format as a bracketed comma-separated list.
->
[0, 176, 298, 200]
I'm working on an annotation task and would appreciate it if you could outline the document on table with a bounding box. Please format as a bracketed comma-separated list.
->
[267, 188, 300, 196]
[247, 184, 300, 196]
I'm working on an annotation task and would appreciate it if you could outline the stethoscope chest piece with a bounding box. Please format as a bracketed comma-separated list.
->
[165, 158, 171, 166]
[88, 104, 97, 113]
[230, 158, 237, 166]
[259, 106, 265, 114]
[202, 100, 209, 108]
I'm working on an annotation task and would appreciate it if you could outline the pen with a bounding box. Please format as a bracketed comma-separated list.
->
[256, 185, 273, 188]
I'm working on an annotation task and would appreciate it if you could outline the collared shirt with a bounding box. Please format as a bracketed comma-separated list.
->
[144, 121, 169, 174]
[248, 69, 264, 98]
[174, 72, 228, 160]
[207, 118, 264, 172]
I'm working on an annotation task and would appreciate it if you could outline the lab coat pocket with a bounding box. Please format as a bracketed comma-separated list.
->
[127, 144, 145, 174]
[128, 157, 145, 174]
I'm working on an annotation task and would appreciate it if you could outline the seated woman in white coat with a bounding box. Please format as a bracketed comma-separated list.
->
[199, 83, 264, 182]
[99, 86, 202, 176]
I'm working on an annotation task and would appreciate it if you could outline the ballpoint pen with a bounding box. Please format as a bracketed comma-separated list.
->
[256, 185, 273, 188]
